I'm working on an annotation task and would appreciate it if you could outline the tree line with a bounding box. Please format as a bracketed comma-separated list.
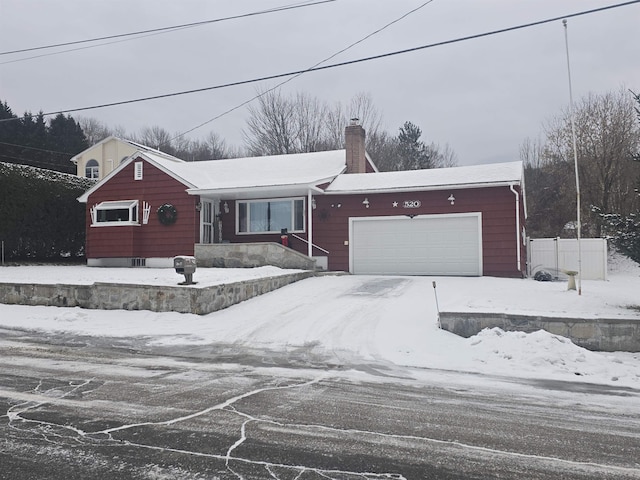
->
[522, 88, 640, 262]
[0, 101, 88, 174]
[0, 91, 457, 175]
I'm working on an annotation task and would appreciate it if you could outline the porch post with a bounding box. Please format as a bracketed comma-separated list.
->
[307, 189, 313, 258]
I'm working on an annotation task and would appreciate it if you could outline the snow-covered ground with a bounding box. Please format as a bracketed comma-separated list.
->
[0, 254, 639, 388]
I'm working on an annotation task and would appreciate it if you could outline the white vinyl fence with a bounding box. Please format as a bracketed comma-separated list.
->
[527, 237, 608, 280]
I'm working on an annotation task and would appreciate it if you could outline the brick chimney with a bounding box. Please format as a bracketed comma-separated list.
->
[345, 118, 366, 174]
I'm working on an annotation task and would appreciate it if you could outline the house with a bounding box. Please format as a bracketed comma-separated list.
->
[77, 123, 526, 277]
[70, 136, 172, 180]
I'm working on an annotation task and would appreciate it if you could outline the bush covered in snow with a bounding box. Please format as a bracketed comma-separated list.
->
[598, 208, 640, 264]
[0, 162, 93, 261]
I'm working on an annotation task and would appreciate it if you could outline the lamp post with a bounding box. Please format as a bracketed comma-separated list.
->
[563, 19, 582, 296]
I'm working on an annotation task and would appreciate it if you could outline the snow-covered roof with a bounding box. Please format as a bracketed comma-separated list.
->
[325, 161, 523, 194]
[150, 150, 347, 193]
[78, 143, 522, 203]
[78, 149, 348, 202]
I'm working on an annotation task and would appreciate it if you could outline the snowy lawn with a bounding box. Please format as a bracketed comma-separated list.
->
[0, 256, 639, 388]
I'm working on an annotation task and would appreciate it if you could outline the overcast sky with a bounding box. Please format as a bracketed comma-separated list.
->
[1, 0, 638, 165]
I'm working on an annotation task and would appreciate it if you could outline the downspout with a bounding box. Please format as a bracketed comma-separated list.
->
[509, 183, 521, 272]
[307, 189, 313, 258]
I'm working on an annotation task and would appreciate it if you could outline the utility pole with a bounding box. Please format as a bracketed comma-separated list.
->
[563, 19, 582, 295]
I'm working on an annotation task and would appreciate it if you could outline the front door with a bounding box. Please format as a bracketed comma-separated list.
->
[200, 200, 215, 243]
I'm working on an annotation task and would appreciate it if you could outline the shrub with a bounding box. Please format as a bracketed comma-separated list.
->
[0, 162, 92, 261]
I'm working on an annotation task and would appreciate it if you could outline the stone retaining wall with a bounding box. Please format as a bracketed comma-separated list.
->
[195, 243, 316, 270]
[0, 271, 314, 315]
[440, 311, 640, 352]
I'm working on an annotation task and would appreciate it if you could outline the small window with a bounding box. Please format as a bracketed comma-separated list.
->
[134, 161, 143, 180]
[237, 198, 305, 234]
[85, 159, 99, 179]
[91, 200, 139, 226]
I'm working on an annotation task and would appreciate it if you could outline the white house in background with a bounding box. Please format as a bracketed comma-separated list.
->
[70, 136, 177, 180]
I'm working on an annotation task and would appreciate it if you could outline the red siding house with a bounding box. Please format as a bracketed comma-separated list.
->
[78, 124, 526, 277]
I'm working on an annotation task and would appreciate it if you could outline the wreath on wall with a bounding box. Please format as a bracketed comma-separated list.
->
[157, 203, 178, 225]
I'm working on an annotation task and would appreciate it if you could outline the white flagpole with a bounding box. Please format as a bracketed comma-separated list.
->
[563, 19, 582, 296]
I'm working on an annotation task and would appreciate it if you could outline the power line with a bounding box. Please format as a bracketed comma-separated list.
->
[1, 0, 638, 123]
[0, 0, 336, 60]
[171, 0, 436, 141]
[0, 153, 75, 171]
[0, 141, 77, 156]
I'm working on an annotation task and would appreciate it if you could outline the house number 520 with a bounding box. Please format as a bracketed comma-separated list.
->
[403, 200, 421, 208]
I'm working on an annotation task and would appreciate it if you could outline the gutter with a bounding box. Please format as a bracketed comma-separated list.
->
[324, 180, 521, 195]
[509, 183, 521, 272]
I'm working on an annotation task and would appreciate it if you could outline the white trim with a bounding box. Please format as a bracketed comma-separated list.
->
[348, 212, 483, 275]
[509, 183, 522, 272]
[307, 190, 313, 257]
[90, 199, 139, 227]
[185, 178, 337, 199]
[200, 199, 215, 244]
[142, 201, 151, 225]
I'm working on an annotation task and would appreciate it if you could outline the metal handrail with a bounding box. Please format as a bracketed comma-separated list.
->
[290, 233, 329, 254]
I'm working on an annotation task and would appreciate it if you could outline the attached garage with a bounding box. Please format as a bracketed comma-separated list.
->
[349, 213, 483, 276]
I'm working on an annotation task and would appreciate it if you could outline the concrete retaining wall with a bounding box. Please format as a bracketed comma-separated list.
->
[195, 243, 316, 270]
[440, 311, 640, 352]
[0, 271, 314, 315]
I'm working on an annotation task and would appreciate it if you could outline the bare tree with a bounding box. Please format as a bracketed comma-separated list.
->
[428, 142, 458, 169]
[243, 89, 299, 155]
[348, 92, 383, 138]
[547, 89, 640, 235]
[77, 117, 113, 145]
[522, 88, 640, 237]
[136, 126, 174, 152]
[242, 90, 458, 172]
[168, 132, 234, 161]
[366, 130, 399, 171]
[521, 136, 576, 237]
[291, 92, 326, 152]
[325, 92, 383, 150]
[204, 132, 234, 159]
[76, 116, 239, 161]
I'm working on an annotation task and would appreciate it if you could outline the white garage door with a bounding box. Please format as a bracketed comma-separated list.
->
[350, 213, 482, 276]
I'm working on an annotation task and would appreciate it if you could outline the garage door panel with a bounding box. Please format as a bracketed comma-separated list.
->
[351, 214, 482, 276]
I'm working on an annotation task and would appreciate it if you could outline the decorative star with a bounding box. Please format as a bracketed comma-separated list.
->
[392, 201, 398, 207]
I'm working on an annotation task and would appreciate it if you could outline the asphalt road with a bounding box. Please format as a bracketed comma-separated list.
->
[1, 326, 639, 479]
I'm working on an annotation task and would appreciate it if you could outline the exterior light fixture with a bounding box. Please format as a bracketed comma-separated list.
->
[223, 201, 230, 214]
[195, 202, 202, 212]
[312, 198, 316, 210]
[448, 194, 455, 205]
[362, 197, 370, 208]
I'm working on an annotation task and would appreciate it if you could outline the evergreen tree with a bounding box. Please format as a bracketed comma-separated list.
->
[0, 102, 19, 165]
[374, 121, 457, 171]
[48, 113, 88, 172]
[0, 101, 88, 173]
[397, 121, 433, 170]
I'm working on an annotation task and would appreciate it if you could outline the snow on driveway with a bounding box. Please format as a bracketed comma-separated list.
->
[0, 261, 639, 388]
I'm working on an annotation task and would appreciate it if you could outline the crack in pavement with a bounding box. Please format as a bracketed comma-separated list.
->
[5, 372, 637, 478]
[2, 374, 406, 479]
